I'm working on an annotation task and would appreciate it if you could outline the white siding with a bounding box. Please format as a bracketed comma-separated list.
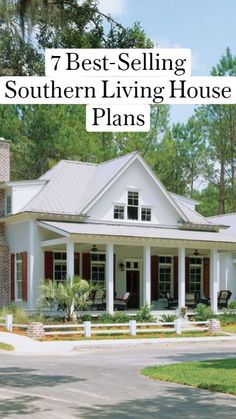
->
[12, 183, 45, 214]
[88, 159, 181, 225]
[5, 220, 44, 310]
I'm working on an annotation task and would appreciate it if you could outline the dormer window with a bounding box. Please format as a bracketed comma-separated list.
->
[127, 191, 139, 220]
[141, 207, 151, 221]
[114, 205, 124, 219]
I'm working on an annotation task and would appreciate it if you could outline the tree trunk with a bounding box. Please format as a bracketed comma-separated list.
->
[218, 159, 225, 214]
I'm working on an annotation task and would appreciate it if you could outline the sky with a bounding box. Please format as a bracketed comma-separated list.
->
[99, 0, 236, 124]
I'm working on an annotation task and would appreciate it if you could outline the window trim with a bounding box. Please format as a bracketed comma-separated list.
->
[127, 190, 139, 221]
[113, 204, 125, 220]
[189, 257, 203, 296]
[158, 255, 173, 297]
[90, 252, 106, 287]
[53, 251, 67, 283]
[141, 206, 152, 222]
[5, 194, 12, 215]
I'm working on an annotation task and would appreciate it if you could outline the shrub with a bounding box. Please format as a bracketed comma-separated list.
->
[136, 304, 154, 323]
[113, 312, 130, 323]
[194, 304, 214, 321]
[0, 305, 30, 324]
[98, 313, 114, 323]
[228, 301, 236, 309]
[81, 314, 92, 322]
[160, 314, 176, 323]
[217, 312, 236, 325]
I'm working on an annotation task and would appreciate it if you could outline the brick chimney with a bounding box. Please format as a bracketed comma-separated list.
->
[0, 138, 10, 305]
[0, 137, 10, 182]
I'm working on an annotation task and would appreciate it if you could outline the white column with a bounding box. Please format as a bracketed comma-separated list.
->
[66, 239, 74, 283]
[106, 243, 114, 314]
[28, 220, 34, 310]
[143, 245, 151, 306]
[178, 247, 185, 308]
[210, 249, 219, 313]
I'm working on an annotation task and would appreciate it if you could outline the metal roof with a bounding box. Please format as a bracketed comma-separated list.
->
[22, 152, 136, 215]
[20, 152, 218, 230]
[39, 220, 236, 247]
[209, 214, 236, 238]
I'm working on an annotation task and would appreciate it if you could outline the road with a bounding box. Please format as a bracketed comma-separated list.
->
[0, 340, 236, 418]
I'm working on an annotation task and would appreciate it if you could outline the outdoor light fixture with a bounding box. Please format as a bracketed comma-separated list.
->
[91, 245, 98, 252]
[119, 262, 125, 271]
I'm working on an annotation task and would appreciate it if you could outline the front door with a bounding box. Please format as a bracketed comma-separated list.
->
[126, 270, 140, 308]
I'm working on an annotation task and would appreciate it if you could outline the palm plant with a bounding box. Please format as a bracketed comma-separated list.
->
[40, 276, 97, 321]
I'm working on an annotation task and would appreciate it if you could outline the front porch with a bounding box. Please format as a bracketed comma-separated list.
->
[39, 221, 235, 314]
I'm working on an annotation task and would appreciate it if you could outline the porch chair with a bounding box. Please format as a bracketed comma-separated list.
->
[91, 289, 106, 310]
[114, 292, 131, 310]
[185, 292, 197, 309]
[217, 290, 232, 309]
[165, 292, 178, 309]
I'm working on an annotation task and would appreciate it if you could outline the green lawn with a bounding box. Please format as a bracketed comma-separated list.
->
[222, 324, 236, 333]
[0, 342, 14, 351]
[141, 358, 236, 396]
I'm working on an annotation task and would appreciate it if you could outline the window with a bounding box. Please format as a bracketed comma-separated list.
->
[114, 205, 124, 219]
[54, 252, 67, 282]
[6, 195, 11, 214]
[127, 191, 139, 220]
[141, 207, 151, 221]
[158, 256, 173, 297]
[91, 253, 106, 286]
[189, 258, 202, 294]
[16, 253, 23, 300]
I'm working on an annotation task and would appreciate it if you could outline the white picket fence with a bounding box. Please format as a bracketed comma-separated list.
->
[43, 319, 209, 337]
[0, 315, 209, 337]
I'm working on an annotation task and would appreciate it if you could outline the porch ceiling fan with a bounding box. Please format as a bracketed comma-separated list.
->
[91, 244, 98, 252]
[192, 249, 205, 257]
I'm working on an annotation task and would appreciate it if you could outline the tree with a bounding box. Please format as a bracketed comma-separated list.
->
[195, 48, 236, 214]
[0, 1, 153, 76]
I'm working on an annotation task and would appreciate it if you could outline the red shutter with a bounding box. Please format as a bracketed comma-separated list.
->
[203, 258, 210, 298]
[173, 256, 178, 299]
[22, 252, 27, 302]
[185, 257, 190, 292]
[44, 251, 53, 280]
[10, 253, 15, 301]
[151, 256, 158, 300]
[82, 253, 91, 280]
[74, 252, 80, 276]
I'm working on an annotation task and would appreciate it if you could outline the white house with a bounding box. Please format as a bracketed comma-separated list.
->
[0, 137, 236, 313]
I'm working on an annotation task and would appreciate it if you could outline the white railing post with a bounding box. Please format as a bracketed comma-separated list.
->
[84, 321, 91, 338]
[129, 320, 136, 336]
[174, 318, 182, 335]
[5, 314, 13, 332]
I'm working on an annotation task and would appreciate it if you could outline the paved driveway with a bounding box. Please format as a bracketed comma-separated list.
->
[0, 340, 236, 418]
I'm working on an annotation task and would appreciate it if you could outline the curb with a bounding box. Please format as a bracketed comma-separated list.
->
[71, 335, 236, 350]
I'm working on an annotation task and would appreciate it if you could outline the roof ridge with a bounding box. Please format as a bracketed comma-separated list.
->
[97, 151, 138, 166]
[208, 212, 236, 218]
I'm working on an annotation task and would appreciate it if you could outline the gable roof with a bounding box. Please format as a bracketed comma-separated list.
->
[19, 152, 216, 229]
[22, 152, 137, 215]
